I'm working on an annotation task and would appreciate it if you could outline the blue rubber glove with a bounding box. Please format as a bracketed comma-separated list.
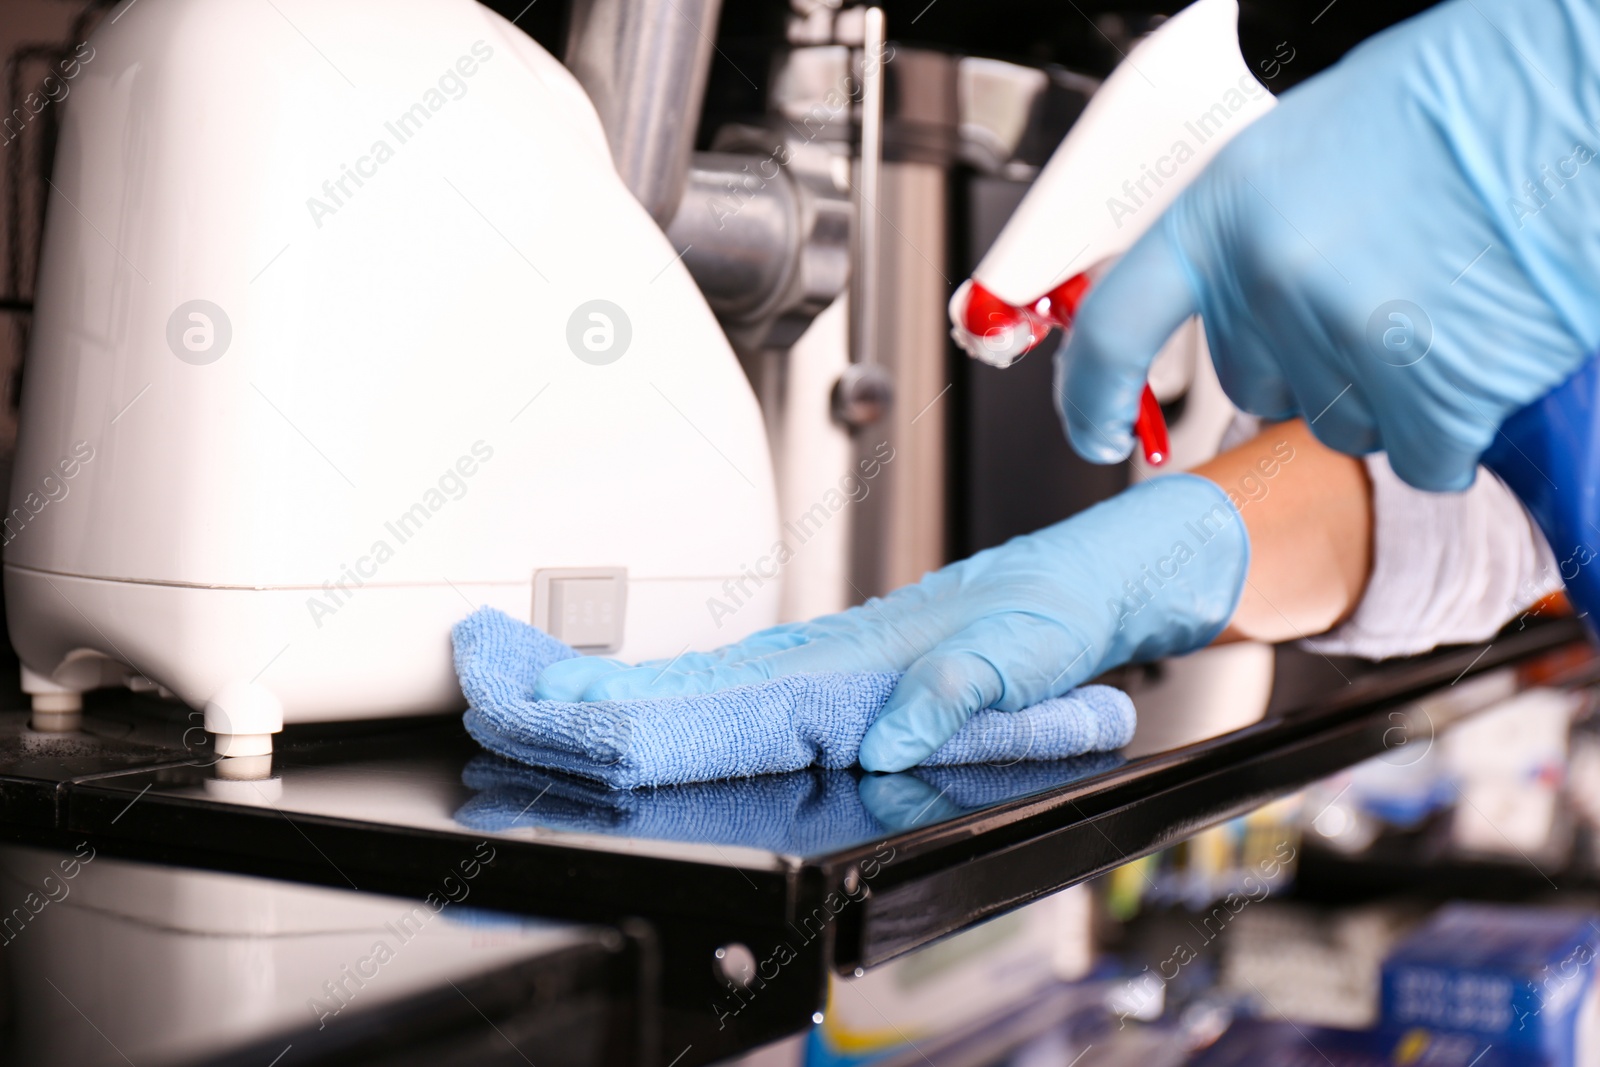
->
[1060, 0, 1600, 492]
[534, 474, 1249, 772]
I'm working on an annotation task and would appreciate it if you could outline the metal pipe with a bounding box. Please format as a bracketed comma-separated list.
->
[667, 153, 800, 322]
[851, 7, 885, 368]
[563, 0, 724, 226]
[833, 9, 894, 432]
[666, 148, 851, 351]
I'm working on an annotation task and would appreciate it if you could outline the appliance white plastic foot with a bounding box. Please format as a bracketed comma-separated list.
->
[205, 754, 283, 803]
[22, 666, 86, 733]
[29, 693, 83, 734]
[211, 732, 274, 758]
[205, 682, 283, 758]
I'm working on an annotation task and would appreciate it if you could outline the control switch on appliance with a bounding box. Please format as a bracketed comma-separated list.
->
[533, 567, 628, 654]
[551, 578, 620, 649]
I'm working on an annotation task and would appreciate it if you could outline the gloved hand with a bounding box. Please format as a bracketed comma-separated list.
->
[1059, 0, 1600, 492]
[534, 474, 1249, 772]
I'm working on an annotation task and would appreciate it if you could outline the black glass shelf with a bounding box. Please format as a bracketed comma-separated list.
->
[0, 618, 1587, 1065]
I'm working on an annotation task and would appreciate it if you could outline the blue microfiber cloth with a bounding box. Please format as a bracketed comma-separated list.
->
[452, 607, 1136, 790]
[454, 750, 1126, 854]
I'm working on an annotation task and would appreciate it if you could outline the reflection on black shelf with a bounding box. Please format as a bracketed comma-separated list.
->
[0, 844, 635, 1067]
[455, 752, 1127, 856]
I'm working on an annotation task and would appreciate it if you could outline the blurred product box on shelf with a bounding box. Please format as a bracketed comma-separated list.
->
[1298, 681, 1582, 862]
[1187, 1020, 1536, 1066]
[1219, 902, 1416, 1029]
[1187, 902, 1600, 1066]
[1379, 903, 1600, 1067]
[1442, 690, 1581, 863]
[1104, 798, 1301, 920]
[806, 887, 1093, 1067]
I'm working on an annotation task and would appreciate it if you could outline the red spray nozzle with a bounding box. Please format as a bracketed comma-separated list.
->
[958, 276, 1169, 466]
[960, 281, 1051, 354]
[1133, 381, 1169, 466]
[1030, 274, 1093, 330]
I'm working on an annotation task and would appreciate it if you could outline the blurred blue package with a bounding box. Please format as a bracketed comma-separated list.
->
[1380, 904, 1600, 1066]
[1188, 1020, 1533, 1066]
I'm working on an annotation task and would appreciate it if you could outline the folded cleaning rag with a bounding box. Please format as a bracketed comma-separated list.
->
[452, 607, 1136, 789]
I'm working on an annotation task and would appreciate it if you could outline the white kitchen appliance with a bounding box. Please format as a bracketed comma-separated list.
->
[4, 0, 780, 754]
